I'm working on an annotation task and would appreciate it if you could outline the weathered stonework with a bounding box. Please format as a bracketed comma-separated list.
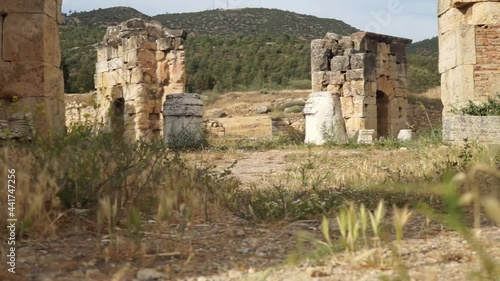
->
[438, 0, 500, 144]
[311, 32, 412, 138]
[94, 18, 187, 141]
[163, 94, 204, 147]
[443, 116, 500, 144]
[65, 93, 99, 128]
[0, 0, 65, 138]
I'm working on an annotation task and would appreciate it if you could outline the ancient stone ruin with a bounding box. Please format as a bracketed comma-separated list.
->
[439, 0, 500, 144]
[0, 0, 65, 139]
[94, 18, 187, 141]
[163, 93, 204, 147]
[311, 32, 412, 138]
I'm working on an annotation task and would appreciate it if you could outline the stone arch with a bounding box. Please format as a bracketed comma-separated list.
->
[376, 90, 390, 138]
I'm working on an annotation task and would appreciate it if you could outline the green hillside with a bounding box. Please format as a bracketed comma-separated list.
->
[60, 7, 439, 94]
[152, 8, 358, 39]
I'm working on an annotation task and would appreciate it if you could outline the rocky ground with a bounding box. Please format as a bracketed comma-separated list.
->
[3, 147, 499, 281]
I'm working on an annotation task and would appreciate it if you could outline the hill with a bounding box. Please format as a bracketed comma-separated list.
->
[152, 8, 358, 39]
[60, 6, 439, 94]
[407, 36, 438, 56]
[63, 6, 151, 27]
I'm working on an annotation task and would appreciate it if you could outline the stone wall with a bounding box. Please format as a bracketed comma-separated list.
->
[94, 18, 186, 141]
[0, 0, 65, 138]
[443, 116, 500, 144]
[438, 0, 500, 144]
[311, 32, 412, 138]
[65, 93, 98, 128]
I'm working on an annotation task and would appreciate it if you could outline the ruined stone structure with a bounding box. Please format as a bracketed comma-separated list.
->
[65, 93, 98, 128]
[311, 32, 412, 138]
[0, 0, 65, 139]
[438, 0, 500, 144]
[94, 18, 187, 141]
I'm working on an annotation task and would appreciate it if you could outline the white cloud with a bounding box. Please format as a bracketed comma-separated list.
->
[62, 0, 437, 41]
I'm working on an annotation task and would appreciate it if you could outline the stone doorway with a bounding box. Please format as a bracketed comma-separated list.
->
[111, 98, 125, 139]
[376, 90, 390, 138]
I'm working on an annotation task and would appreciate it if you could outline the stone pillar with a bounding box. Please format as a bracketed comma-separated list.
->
[0, 0, 65, 139]
[439, 0, 500, 114]
[94, 18, 187, 142]
[438, 0, 500, 144]
[162, 94, 204, 148]
[303, 91, 348, 145]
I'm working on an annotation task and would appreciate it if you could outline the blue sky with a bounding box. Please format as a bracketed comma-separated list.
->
[62, 0, 437, 42]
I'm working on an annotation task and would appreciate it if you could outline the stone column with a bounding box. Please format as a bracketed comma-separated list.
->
[439, 0, 500, 114]
[438, 0, 500, 144]
[0, 0, 65, 139]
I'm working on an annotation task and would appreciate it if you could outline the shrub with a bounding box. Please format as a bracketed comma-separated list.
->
[452, 94, 500, 116]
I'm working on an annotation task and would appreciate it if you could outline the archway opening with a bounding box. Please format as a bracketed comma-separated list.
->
[111, 98, 125, 139]
[376, 91, 390, 138]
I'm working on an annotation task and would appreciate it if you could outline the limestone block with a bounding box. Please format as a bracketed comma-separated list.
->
[350, 53, 365, 69]
[140, 40, 157, 51]
[165, 83, 185, 94]
[123, 49, 139, 64]
[343, 81, 365, 97]
[311, 39, 336, 71]
[364, 82, 377, 96]
[470, 2, 500, 25]
[364, 104, 377, 120]
[353, 37, 378, 54]
[312, 71, 326, 92]
[331, 56, 350, 72]
[376, 58, 390, 77]
[377, 76, 396, 98]
[324, 32, 342, 41]
[138, 49, 156, 62]
[439, 0, 452, 15]
[438, 8, 466, 35]
[357, 129, 375, 144]
[325, 71, 345, 85]
[0, 0, 60, 21]
[0, 62, 63, 99]
[129, 68, 143, 84]
[2, 13, 61, 66]
[457, 25, 476, 66]
[443, 115, 500, 145]
[168, 52, 186, 84]
[123, 36, 142, 51]
[123, 84, 149, 101]
[441, 64, 475, 113]
[95, 61, 109, 74]
[388, 60, 398, 79]
[303, 92, 348, 145]
[157, 37, 184, 51]
[163, 94, 204, 147]
[327, 84, 342, 92]
[338, 36, 353, 50]
[157, 61, 170, 85]
[97, 46, 110, 62]
[346, 69, 364, 81]
[397, 63, 408, 80]
[345, 118, 366, 137]
[156, 50, 166, 61]
[108, 58, 124, 71]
